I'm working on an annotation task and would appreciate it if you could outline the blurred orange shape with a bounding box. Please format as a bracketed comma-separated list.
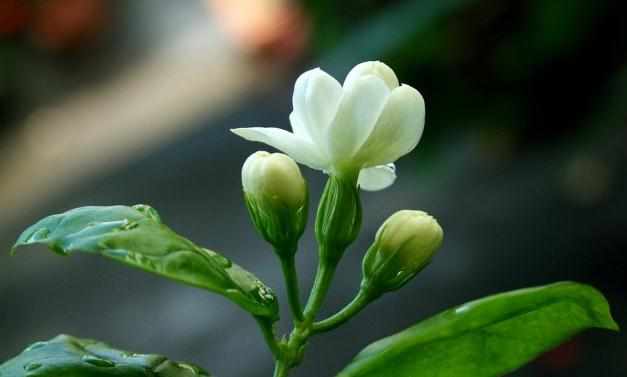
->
[208, 0, 309, 60]
[0, 0, 31, 36]
[31, 0, 107, 51]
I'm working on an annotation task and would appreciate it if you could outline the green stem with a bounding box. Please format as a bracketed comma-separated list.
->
[304, 258, 338, 321]
[280, 254, 304, 322]
[273, 360, 290, 377]
[312, 288, 372, 333]
[254, 317, 280, 359]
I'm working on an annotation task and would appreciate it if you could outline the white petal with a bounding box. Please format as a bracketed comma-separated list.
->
[344, 61, 399, 90]
[327, 75, 390, 167]
[231, 127, 327, 170]
[292, 68, 342, 151]
[355, 84, 425, 167]
[288, 111, 309, 140]
[358, 163, 397, 191]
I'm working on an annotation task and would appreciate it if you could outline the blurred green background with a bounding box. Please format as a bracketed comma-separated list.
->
[1, 1, 625, 376]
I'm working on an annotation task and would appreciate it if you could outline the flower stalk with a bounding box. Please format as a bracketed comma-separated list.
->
[312, 288, 373, 333]
[278, 252, 304, 322]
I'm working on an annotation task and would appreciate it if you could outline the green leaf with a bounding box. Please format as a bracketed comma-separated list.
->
[338, 281, 618, 377]
[0, 334, 210, 377]
[12, 205, 278, 320]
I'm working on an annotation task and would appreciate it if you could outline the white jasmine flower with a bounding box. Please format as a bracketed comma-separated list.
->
[232, 61, 425, 191]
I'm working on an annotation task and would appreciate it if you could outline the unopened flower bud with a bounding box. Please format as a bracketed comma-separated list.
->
[242, 151, 308, 254]
[362, 210, 443, 296]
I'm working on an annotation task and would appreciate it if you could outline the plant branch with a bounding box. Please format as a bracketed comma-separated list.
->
[273, 359, 290, 377]
[254, 316, 281, 359]
[303, 258, 338, 321]
[312, 288, 372, 333]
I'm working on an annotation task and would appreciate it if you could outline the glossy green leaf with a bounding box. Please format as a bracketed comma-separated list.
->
[12, 205, 278, 320]
[0, 334, 210, 377]
[338, 282, 618, 377]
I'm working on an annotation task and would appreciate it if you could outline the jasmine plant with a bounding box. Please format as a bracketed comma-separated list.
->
[1, 61, 618, 377]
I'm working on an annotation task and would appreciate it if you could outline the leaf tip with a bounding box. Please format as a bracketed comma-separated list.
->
[9, 236, 28, 255]
[602, 313, 620, 332]
[574, 282, 620, 332]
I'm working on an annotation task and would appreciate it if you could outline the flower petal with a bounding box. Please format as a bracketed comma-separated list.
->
[231, 127, 327, 170]
[327, 75, 390, 167]
[344, 61, 399, 90]
[358, 163, 397, 191]
[356, 84, 425, 167]
[288, 111, 311, 143]
[291, 68, 343, 152]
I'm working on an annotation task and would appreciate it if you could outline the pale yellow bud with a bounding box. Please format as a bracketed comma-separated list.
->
[376, 210, 443, 270]
[242, 151, 308, 252]
[362, 210, 443, 294]
[242, 151, 306, 209]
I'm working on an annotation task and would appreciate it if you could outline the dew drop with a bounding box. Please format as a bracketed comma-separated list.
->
[24, 342, 48, 352]
[179, 363, 197, 372]
[28, 228, 50, 242]
[213, 255, 231, 268]
[155, 361, 206, 377]
[82, 355, 115, 368]
[103, 249, 129, 258]
[24, 363, 42, 371]
[121, 221, 139, 231]
[25, 342, 47, 352]
[133, 205, 161, 222]
[204, 249, 231, 267]
[255, 284, 275, 302]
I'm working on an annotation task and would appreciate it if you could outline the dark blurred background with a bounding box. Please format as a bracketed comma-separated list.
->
[1, 0, 625, 376]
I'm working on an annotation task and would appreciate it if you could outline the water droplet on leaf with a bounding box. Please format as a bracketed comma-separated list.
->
[203, 248, 231, 267]
[179, 363, 200, 374]
[103, 249, 129, 258]
[82, 355, 114, 367]
[133, 204, 161, 222]
[24, 362, 42, 371]
[28, 228, 50, 242]
[25, 342, 47, 352]
[121, 221, 139, 231]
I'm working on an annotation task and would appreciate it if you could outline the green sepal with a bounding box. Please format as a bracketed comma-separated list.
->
[11, 205, 279, 320]
[0, 334, 210, 377]
[244, 190, 308, 256]
[338, 281, 618, 377]
[360, 243, 417, 297]
[315, 175, 362, 263]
